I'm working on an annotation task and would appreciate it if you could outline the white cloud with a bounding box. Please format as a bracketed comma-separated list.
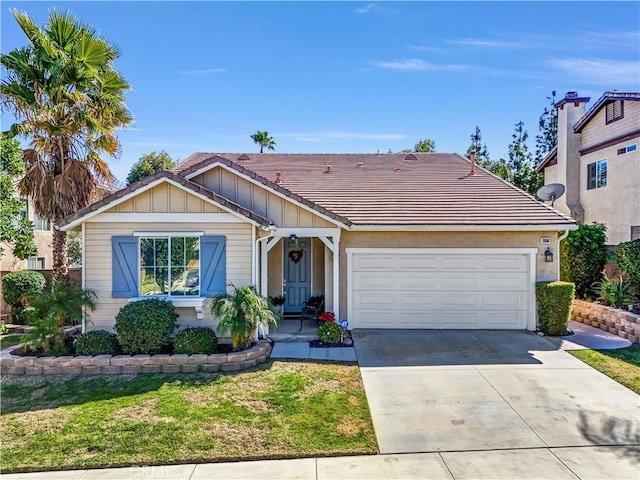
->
[369, 58, 472, 72]
[546, 57, 640, 86]
[355, 3, 376, 14]
[178, 68, 228, 75]
[407, 44, 452, 54]
[446, 38, 524, 49]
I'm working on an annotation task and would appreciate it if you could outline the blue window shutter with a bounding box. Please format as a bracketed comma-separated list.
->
[200, 236, 226, 296]
[112, 236, 138, 297]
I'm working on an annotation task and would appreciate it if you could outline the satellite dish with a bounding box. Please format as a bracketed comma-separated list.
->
[537, 183, 565, 207]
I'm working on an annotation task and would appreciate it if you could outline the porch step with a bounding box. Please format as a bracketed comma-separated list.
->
[268, 333, 318, 343]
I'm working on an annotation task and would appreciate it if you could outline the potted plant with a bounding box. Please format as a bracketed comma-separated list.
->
[269, 294, 286, 317]
[318, 311, 335, 323]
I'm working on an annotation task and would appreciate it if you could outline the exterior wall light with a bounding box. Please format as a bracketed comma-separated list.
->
[289, 234, 297, 242]
[544, 247, 554, 262]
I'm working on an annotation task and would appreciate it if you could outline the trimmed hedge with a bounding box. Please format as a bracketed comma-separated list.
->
[173, 327, 218, 354]
[536, 281, 575, 336]
[75, 330, 120, 355]
[615, 240, 640, 294]
[114, 299, 178, 354]
[318, 322, 342, 344]
[2, 270, 46, 305]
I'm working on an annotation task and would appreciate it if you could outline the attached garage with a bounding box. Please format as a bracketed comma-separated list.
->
[347, 248, 537, 330]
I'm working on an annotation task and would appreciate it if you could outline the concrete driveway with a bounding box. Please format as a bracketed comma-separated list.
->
[353, 329, 640, 458]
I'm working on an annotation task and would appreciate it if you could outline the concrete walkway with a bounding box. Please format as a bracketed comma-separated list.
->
[543, 320, 632, 350]
[3, 446, 638, 479]
[271, 341, 357, 362]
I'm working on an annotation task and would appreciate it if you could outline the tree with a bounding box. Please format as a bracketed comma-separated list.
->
[413, 138, 436, 153]
[535, 91, 558, 165]
[126, 151, 175, 185]
[0, 134, 37, 260]
[1, 9, 133, 278]
[250, 131, 276, 153]
[465, 126, 491, 166]
[507, 122, 543, 195]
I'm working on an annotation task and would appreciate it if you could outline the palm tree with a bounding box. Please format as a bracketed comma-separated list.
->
[250, 131, 276, 153]
[0, 9, 133, 278]
[211, 283, 279, 351]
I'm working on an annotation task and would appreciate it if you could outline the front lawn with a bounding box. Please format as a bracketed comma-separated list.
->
[0, 361, 377, 473]
[570, 345, 640, 394]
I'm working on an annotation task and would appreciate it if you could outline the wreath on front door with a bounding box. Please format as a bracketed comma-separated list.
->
[289, 249, 304, 264]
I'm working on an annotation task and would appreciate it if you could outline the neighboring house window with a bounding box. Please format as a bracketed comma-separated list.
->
[111, 235, 226, 298]
[34, 215, 50, 231]
[27, 257, 45, 270]
[617, 144, 637, 155]
[632, 226, 640, 241]
[139, 236, 200, 296]
[605, 100, 623, 124]
[587, 160, 607, 190]
[19, 200, 28, 221]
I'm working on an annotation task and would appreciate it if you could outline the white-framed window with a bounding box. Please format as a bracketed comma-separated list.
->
[587, 159, 607, 190]
[34, 214, 50, 231]
[27, 257, 45, 270]
[139, 236, 200, 297]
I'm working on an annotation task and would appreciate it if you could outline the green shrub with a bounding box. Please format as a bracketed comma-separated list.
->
[615, 240, 640, 294]
[318, 321, 342, 344]
[75, 330, 119, 355]
[536, 281, 575, 336]
[592, 274, 634, 308]
[2, 270, 46, 306]
[10, 305, 37, 325]
[560, 224, 608, 298]
[173, 327, 218, 354]
[114, 299, 178, 354]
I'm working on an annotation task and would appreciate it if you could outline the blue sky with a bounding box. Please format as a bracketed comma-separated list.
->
[2, 1, 639, 184]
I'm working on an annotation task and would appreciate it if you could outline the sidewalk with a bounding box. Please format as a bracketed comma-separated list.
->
[2, 446, 637, 479]
[270, 341, 357, 362]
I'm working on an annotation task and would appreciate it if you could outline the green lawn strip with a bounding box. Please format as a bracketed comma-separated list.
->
[0, 335, 23, 350]
[570, 345, 640, 394]
[0, 361, 377, 473]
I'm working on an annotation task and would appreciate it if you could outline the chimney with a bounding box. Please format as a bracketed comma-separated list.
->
[356, 162, 364, 168]
[469, 150, 476, 176]
[324, 165, 333, 174]
[275, 171, 283, 184]
[554, 91, 590, 221]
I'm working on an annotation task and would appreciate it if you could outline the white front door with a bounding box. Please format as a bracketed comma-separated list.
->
[348, 249, 535, 330]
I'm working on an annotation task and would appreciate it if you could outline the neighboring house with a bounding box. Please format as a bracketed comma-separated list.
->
[0, 197, 53, 272]
[536, 91, 640, 245]
[58, 153, 576, 333]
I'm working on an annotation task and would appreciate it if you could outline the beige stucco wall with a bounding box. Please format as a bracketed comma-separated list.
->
[336, 230, 560, 319]
[580, 143, 640, 244]
[266, 237, 325, 300]
[0, 230, 53, 272]
[193, 167, 334, 228]
[581, 101, 640, 149]
[84, 220, 253, 332]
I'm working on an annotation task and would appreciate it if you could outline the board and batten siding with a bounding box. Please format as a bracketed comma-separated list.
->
[192, 167, 335, 228]
[85, 221, 253, 332]
[106, 183, 223, 214]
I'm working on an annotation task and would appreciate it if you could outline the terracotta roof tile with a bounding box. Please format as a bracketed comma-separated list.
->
[174, 153, 576, 227]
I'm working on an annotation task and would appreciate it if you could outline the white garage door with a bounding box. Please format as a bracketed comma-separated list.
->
[348, 249, 534, 330]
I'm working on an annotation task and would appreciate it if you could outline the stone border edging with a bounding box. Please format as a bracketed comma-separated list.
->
[571, 299, 640, 344]
[0, 339, 272, 375]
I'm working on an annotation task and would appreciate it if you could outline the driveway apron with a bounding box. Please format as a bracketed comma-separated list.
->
[352, 329, 640, 455]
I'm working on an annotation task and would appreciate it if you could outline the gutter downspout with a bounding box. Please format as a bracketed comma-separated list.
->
[557, 230, 570, 281]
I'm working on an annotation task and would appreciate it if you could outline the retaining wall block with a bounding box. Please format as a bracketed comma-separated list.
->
[200, 364, 220, 373]
[161, 364, 180, 374]
[180, 364, 199, 373]
[7, 366, 25, 375]
[220, 363, 241, 372]
[90, 355, 112, 366]
[206, 353, 228, 365]
[81, 365, 102, 375]
[167, 354, 189, 365]
[188, 354, 209, 364]
[240, 359, 257, 369]
[141, 364, 162, 374]
[256, 354, 268, 364]
[62, 366, 82, 375]
[121, 365, 142, 374]
[101, 365, 122, 375]
[227, 352, 247, 363]
[110, 355, 133, 367]
[146, 354, 171, 365]
[42, 367, 62, 375]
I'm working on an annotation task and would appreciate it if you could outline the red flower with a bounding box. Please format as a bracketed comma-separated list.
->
[318, 312, 335, 323]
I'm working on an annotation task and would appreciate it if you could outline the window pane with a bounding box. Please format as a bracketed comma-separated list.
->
[156, 267, 169, 294]
[587, 163, 596, 190]
[171, 237, 186, 267]
[185, 237, 199, 262]
[155, 238, 168, 266]
[141, 268, 160, 295]
[170, 266, 200, 296]
[140, 239, 155, 267]
[597, 160, 607, 188]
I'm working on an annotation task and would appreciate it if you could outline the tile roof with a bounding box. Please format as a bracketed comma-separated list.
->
[174, 153, 576, 227]
[573, 91, 640, 133]
[58, 170, 273, 229]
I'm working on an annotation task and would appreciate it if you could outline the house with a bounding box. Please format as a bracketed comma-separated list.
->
[58, 152, 576, 332]
[0, 197, 53, 273]
[536, 91, 640, 245]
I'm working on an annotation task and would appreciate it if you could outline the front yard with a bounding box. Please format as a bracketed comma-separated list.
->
[570, 345, 640, 394]
[0, 361, 377, 473]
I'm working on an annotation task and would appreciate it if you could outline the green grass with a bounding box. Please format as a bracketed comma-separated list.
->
[570, 345, 640, 394]
[0, 335, 23, 350]
[0, 361, 377, 473]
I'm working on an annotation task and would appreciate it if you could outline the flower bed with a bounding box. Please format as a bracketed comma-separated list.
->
[0, 339, 272, 375]
[571, 299, 640, 344]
